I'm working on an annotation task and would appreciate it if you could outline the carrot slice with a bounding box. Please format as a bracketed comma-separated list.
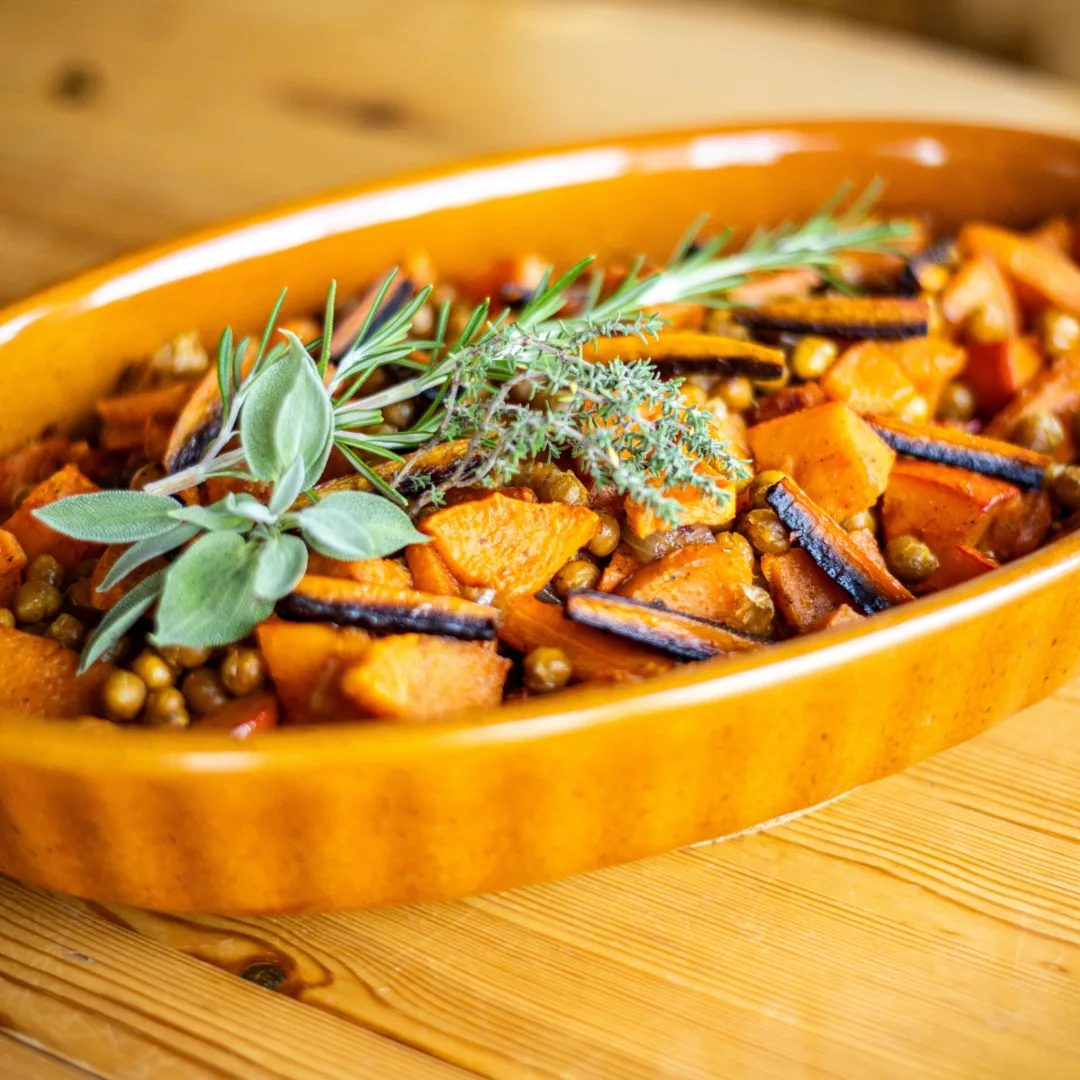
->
[760, 549, 849, 634]
[0, 627, 111, 717]
[0, 529, 26, 608]
[584, 333, 785, 380]
[736, 297, 930, 339]
[340, 634, 510, 721]
[497, 594, 673, 682]
[564, 590, 766, 661]
[419, 492, 599, 597]
[748, 402, 896, 521]
[867, 414, 1049, 488]
[405, 543, 461, 596]
[962, 336, 1044, 415]
[765, 478, 913, 613]
[199, 692, 280, 738]
[2, 464, 105, 571]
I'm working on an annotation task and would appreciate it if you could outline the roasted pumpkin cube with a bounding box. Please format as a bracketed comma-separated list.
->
[760, 548, 849, 634]
[940, 255, 1020, 337]
[0, 528, 27, 608]
[0, 627, 111, 717]
[963, 337, 1044, 415]
[821, 342, 921, 418]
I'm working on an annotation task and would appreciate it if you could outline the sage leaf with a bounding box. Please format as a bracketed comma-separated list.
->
[33, 491, 180, 544]
[220, 492, 277, 526]
[269, 457, 306, 517]
[98, 522, 200, 593]
[240, 331, 333, 486]
[296, 491, 428, 561]
[152, 532, 274, 648]
[78, 569, 166, 674]
[253, 532, 307, 601]
[169, 502, 254, 533]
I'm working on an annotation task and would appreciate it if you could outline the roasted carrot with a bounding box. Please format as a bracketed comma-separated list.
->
[736, 297, 930, 340]
[727, 268, 820, 305]
[940, 255, 1020, 337]
[597, 544, 644, 593]
[0, 435, 77, 517]
[96, 382, 195, 428]
[811, 604, 865, 631]
[584, 333, 786, 380]
[962, 336, 1044, 415]
[340, 634, 511, 721]
[1029, 216, 1074, 256]
[760, 549, 849, 634]
[199, 692, 280, 737]
[752, 381, 828, 425]
[920, 545, 998, 593]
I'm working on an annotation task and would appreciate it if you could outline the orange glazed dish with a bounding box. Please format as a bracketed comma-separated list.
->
[3, 185, 1080, 734]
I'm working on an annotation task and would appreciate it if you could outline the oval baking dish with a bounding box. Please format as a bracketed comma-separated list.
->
[2, 120, 1080, 914]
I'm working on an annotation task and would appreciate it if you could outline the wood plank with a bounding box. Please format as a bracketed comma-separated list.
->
[0, 1035, 97, 1080]
[0, 881, 476, 1080]
[51, 701, 1077, 1080]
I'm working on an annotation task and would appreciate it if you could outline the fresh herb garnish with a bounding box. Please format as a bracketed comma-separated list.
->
[33, 185, 911, 669]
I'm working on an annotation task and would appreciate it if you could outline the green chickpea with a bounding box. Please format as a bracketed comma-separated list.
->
[522, 646, 573, 694]
[898, 395, 931, 425]
[790, 336, 839, 381]
[680, 383, 709, 408]
[45, 613, 85, 649]
[220, 646, 267, 697]
[1048, 463, 1080, 511]
[181, 667, 230, 717]
[716, 376, 755, 412]
[748, 470, 788, 511]
[14, 580, 63, 625]
[1013, 412, 1065, 454]
[537, 469, 589, 507]
[915, 263, 950, 293]
[884, 534, 939, 585]
[553, 559, 601, 598]
[159, 644, 213, 670]
[128, 463, 166, 491]
[1037, 308, 1080, 358]
[0, 608, 14, 629]
[26, 554, 64, 588]
[381, 400, 416, 429]
[130, 649, 176, 691]
[841, 509, 877, 534]
[101, 670, 147, 723]
[366, 423, 398, 436]
[587, 513, 621, 559]
[145, 687, 190, 729]
[737, 509, 791, 556]
[965, 304, 1010, 345]
[936, 380, 976, 422]
[730, 584, 775, 637]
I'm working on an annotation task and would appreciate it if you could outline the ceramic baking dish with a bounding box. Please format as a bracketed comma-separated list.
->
[1, 120, 1079, 913]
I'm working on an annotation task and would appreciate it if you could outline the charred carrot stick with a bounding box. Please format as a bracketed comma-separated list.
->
[867, 415, 1050, 488]
[584, 333, 786, 380]
[564, 590, 766, 662]
[765, 478, 914, 614]
[736, 298, 930, 340]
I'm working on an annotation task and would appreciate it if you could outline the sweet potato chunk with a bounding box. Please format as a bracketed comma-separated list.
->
[340, 634, 510, 721]
[304, 555, 412, 590]
[0, 627, 111, 717]
[256, 619, 371, 722]
[0, 529, 26, 608]
[960, 223, 1080, 315]
[940, 255, 1020, 337]
[921, 545, 998, 593]
[889, 338, 968, 410]
[404, 543, 461, 597]
[761, 549, 850, 634]
[90, 544, 169, 611]
[419, 492, 599, 596]
[881, 459, 1021, 576]
[748, 402, 895, 521]
[497, 594, 674, 682]
[963, 337, 1044, 415]
[616, 536, 753, 621]
[821, 341, 920, 417]
[2, 464, 105, 571]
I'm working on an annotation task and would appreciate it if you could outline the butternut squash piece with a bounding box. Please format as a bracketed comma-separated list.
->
[0, 627, 111, 717]
[963, 336, 1044, 415]
[736, 297, 930, 340]
[616, 536, 753, 621]
[0, 529, 26, 608]
[940, 255, 1020, 337]
[405, 543, 461, 597]
[2, 464, 105, 570]
[821, 342, 920, 417]
[624, 465, 736, 539]
[890, 337, 968, 410]
[748, 402, 895, 521]
[419, 492, 599, 597]
[564, 590, 766, 662]
[497, 594, 674, 682]
[305, 555, 412, 590]
[584, 333, 785, 381]
[867, 414, 1049, 488]
[256, 619, 371, 722]
[881, 459, 1020, 577]
[340, 634, 510, 721]
[983, 353, 1080, 462]
[597, 544, 644, 593]
[760, 549, 849, 634]
[920, 545, 998, 594]
[960, 223, 1080, 315]
[90, 544, 169, 611]
[281, 575, 499, 640]
[766, 478, 913, 613]
[0, 436, 76, 516]
[199, 692, 280, 738]
[752, 382, 828, 425]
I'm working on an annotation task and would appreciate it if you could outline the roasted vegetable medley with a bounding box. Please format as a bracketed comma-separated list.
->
[3, 194, 1080, 733]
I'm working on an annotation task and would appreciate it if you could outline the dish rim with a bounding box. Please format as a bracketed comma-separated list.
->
[2, 116, 1079, 763]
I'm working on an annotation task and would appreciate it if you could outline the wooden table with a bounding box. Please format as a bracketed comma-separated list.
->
[2, 2, 1080, 1077]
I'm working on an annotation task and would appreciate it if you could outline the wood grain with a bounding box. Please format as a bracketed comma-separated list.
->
[1, 1, 1080, 1077]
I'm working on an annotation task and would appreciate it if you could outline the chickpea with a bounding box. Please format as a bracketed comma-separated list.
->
[45, 613, 85, 649]
[537, 469, 589, 507]
[64, 578, 95, 614]
[1013, 412, 1065, 454]
[26, 554, 64, 588]
[0, 608, 14, 629]
[884, 534, 939, 584]
[553, 559, 601, 598]
[841, 509, 877, 533]
[220, 646, 267, 697]
[679, 383, 709, 408]
[129, 462, 166, 491]
[159, 644, 213, 670]
[790, 336, 839, 381]
[730, 584, 775, 637]
[522, 646, 573, 694]
[587, 513, 621, 559]
[716, 377, 755, 412]
[97, 634, 131, 665]
[737, 509, 791, 556]
[936, 380, 976, 422]
[1048, 463, 1080, 511]
[145, 687, 190, 728]
[130, 649, 176, 691]
[706, 310, 750, 339]
[965, 304, 1010, 345]
[381, 400, 416, 429]
[748, 470, 788, 511]
[916, 263, 950, 293]
[101, 670, 147, 723]
[358, 368, 388, 395]
[1037, 308, 1080, 358]
[704, 396, 729, 422]
[898, 395, 931, 425]
[366, 423, 398, 436]
[180, 667, 230, 716]
[13, 580, 63, 625]
[73, 559, 99, 580]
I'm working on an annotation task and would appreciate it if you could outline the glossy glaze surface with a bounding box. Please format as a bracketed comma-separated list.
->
[2, 121, 1080, 912]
